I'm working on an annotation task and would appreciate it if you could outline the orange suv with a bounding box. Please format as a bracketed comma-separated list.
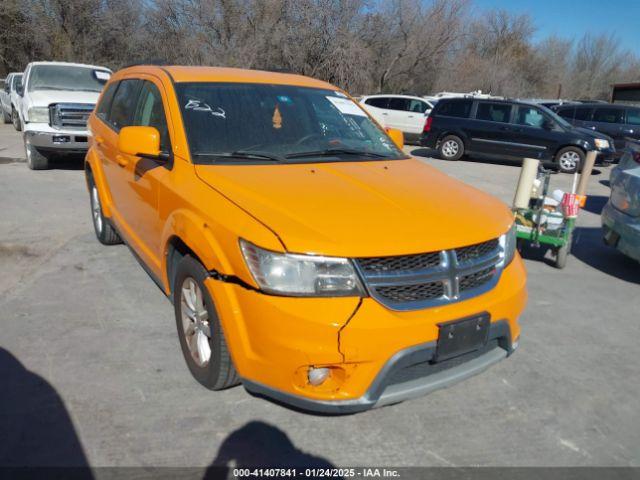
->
[85, 65, 527, 413]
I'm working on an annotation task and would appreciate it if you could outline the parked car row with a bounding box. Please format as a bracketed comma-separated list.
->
[1, 61, 112, 169]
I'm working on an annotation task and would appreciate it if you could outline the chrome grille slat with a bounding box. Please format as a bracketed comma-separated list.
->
[354, 238, 503, 311]
[49, 103, 95, 129]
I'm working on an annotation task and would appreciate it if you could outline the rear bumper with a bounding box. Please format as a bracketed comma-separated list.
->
[24, 125, 89, 152]
[243, 320, 515, 414]
[602, 202, 640, 262]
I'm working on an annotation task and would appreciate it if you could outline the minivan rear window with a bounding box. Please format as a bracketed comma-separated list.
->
[437, 100, 472, 118]
[627, 108, 640, 126]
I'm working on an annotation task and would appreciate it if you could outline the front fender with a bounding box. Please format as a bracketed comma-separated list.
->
[85, 148, 114, 218]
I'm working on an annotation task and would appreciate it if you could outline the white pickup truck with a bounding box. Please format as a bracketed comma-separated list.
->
[1, 72, 23, 130]
[18, 61, 112, 169]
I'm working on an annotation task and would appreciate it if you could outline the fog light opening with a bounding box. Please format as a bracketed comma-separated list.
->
[308, 367, 330, 386]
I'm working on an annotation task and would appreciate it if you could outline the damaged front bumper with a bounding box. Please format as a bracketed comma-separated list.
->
[204, 256, 526, 413]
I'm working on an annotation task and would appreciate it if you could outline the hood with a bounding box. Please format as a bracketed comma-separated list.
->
[195, 158, 513, 257]
[27, 90, 100, 108]
[575, 126, 614, 142]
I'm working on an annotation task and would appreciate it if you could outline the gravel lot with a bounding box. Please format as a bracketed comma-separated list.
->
[1, 123, 639, 468]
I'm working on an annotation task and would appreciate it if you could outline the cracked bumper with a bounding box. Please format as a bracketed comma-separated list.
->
[204, 255, 526, 413]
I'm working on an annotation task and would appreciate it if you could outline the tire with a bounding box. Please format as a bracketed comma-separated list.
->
[87, 173, 122, 245]
[173, 255, 239, 390]
[12, 108, 22, 131]
[554, 232, 572, 269]
[438, 135, 464, 160]
[555, 147, 584, 174]
[25, 141, 49, 170]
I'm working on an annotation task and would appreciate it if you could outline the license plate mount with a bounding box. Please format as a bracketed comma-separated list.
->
[435, 313, 490, 362]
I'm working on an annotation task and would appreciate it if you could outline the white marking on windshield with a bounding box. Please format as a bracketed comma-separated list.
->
[185, 99, 226, 119]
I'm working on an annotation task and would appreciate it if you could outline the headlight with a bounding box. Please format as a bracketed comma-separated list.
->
[27, 107, 49, 123]
[594, 139, 609, 150]
[499, 223, 517, 267]
[239, 239, 364, 297]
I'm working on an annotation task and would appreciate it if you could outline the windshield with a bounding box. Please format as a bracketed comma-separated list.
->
[538, 104, 572, 129]
[28, 65, 110, 93]
[175, 83, 407, 163]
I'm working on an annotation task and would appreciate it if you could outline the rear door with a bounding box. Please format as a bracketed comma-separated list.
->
[405, 98, 430, 135]
[588, 106, 626, 150]
[467, 101, 515, 155]
[362, 96, 390, 127]
[386, 97, 411, 131]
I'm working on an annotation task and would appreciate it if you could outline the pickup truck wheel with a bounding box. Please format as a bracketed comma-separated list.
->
[88, 176, 122, 245]
[12, 108, 22, 131]
[555, 147, 584, 174]
[439, 135, 464, 160]
[25, 142, 49, 170]
[174, 255, 239, 390]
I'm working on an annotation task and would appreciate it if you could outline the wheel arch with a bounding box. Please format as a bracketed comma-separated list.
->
[552, 142, 587, 159]
[84, 149, 115, 218]
[437, 130, 469, 149]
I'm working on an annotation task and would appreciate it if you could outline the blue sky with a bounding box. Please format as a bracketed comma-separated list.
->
[473, 0, 640, 54]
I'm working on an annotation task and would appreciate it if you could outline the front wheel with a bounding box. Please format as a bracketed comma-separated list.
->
[25, 142, 49, 170]
[88, 174, 121, 245]
[12, 108, 22, 131]
[173, 255, 239, 390]
[438, 135, 464, 160]
[555, 147, 584, 174]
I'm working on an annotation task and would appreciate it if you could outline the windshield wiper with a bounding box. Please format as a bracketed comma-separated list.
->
[193, 150, 285, 162]
[285, 148, 390, 159]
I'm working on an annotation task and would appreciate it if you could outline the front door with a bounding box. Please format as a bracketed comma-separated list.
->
[507, 105, 559, 160]
[116, 77, 172, 273]
[586, 107, 626, 150]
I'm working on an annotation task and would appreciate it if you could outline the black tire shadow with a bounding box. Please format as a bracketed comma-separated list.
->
[0, 348, 93, 472]
[572, 227, 640, 284]
[205, 421, 338, 479]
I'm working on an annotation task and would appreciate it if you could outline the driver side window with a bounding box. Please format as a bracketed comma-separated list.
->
[132, 81, 170, 152]
[515, 106, 545, 128]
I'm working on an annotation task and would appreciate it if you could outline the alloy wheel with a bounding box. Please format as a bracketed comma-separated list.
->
[91, 185, 103, 234]
[559, 151, 580, 172]
[442, 140, 459, 158]
[180, 277, 212, 367]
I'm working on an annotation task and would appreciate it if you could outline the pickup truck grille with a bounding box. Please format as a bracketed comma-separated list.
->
[354, 238, 504, 311]
[49, 103, 95, 129]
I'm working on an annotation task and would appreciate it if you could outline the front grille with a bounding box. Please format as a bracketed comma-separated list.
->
[49, 103, 95, 129]
[354, 238, 502, 310]
[456, 239, 499, 263]
[459, 267, 496, 291]
[376, 282, 445, 303]
[357, 252, 441, 274]
[386, 339, 500, 387]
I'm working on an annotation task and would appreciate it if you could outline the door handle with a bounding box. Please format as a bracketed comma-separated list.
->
[116, 155, 128, 167]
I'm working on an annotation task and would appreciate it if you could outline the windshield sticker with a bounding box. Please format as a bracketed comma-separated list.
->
[185, 99, 226, 119]
[272, 105, 282, 129]
[326, 96, 366, 117]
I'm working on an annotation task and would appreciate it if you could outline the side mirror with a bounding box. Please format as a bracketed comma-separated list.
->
[118, 126, 163, 160]
[542, 119, 554, 130]
[386, 127, 404, 150]
[16, 84, 23, 96]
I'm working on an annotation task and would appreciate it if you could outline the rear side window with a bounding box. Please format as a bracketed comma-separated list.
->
[626, 108, 640, 125]
[132, 81, 170, 152]
[95, 82, 118, 122]
[437, 100, 472, 118]
[408, 99, 428, 113]
[593, 107, 624, 124]
[387, 98, 410, 111]
[556, 107, 575, 120]
[476, 102, 512, 123]
[108, 79, 142, 131]
[365, 97, 389, 108]
[574, 107, 592, 121]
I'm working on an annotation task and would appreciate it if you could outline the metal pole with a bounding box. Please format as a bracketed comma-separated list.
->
[576, 150, 597, 197]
